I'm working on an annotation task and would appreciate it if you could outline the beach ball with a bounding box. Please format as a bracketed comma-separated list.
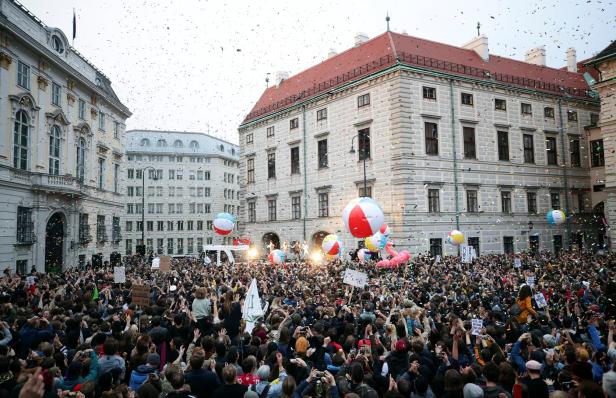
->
[365, 232, 387, 252]
[380, 223, 390, 237]
[268, 249, 285, 265]
[357, 248, 371, 262]
[342, 197, 384, 238]
[446, 230, 465, 246]
[213, 213, 235, 235]
[546, 210, 566, 225]
[322, 234, 342, 256]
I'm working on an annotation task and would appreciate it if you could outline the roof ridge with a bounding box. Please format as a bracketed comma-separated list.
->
[386, 31, 399, 61]
[126, 129, 239, 147]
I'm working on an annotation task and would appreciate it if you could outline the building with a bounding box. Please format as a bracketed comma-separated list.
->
[238, 31, 602, 257]
[0, 1, 131, 273]
[585, 41, 616, 249]
[123, 130, 240, 257]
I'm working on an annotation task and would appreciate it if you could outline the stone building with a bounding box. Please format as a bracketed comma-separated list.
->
[238, 31, 601, 257]
[0, 0, 130, 272]
[123, 130, 240, 257]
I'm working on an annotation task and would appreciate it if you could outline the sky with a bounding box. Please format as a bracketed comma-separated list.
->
[22, 0, 614, 145]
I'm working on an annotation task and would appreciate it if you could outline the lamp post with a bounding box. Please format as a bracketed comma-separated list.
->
[349, 131, 369, 197]
[141, 166, 158, 255]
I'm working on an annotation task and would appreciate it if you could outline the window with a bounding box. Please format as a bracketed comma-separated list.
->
[99, 112, 105, 131]
[357, 93, 370, 108]
[173, 140, 183, 148]
[497, 131, 509, 161]
[570, 137, 581, 167]
[114, 122, 120, 139]
[495, 98, 507, 111]
[590, 113, 599, 126]
[567, 110, 578, 122]
[206, 221, 213, 230]
[247, 158, 255, 183]
[49, 126, 61, 175]
[529, 236, 539, 254]
[126, 221, 133, 232]
[176, 171, 183, 180]
[523, 134, 534, 163]
[168, 170, 175, 180]
[289, 118, 299, 130]
[318, 139, 328, 168]
[146, 221, 153, 231]
[593, 184, 605, 192]
[425, 122, 438, 155]
[96, 215, 107, 243]
[577, 191, 587, 213]
[98, 158, 105, 189]
[78, 99, 86, 120]
[546, 136, 557, 165]
[591, 140, 604, 167]
[189, 140, 199, 149]
[550, 193, 560, 209]
[17, 61, 30, 89]
[156, 186, 162, 197]
[76, 138, 86, 182]
[429, 238, 442, 257]
[544, 107, 554, 118]
[358, 128, 371, 160]
[136, 221, 143, 232]
[466, 190, 478, 213]
[359, 185, 372, 198]
[125, 239, 132, 255]
[527, 192, 537, 214]
[553, 235, 563, 254]
[187, 221, 194, 231]
[246, 133, 253, 144]
[197, 238, 203, 252]
[114, 164, 119, 193]
[187, 238, 194, 254]
[428, 189, 440, 213]
[204, 187, 210, 197]
[267, 153, 276, 179]
[167, 221, 173, 231]
[148, 203, 155, 213]
[503, 237, 514, 255]
[168, 203, 175, 214]
[16, 207, 35, 244]
[291, 196, 301, 219]
[501, 191, 511, 213]
[79, 213, 91, 243]
[461, 92, 473, 106]
[290, 147, 300, 174]
[51, 83, 61, 106]
[177, 221, 184, 231]
[127, 169, 134, 179]
[51, 35, 65, 53]
[248, 201, 256, 222]
[316, 108, 327, 121]
[140, 138, 150, 147]
[157, 221, 164, 231]
[136, 169, 142, 179]
[423, 86, 436, 100]
[176, 203, 183, 214]
[521, 103, 532, 115]
[204, 203, 211, 213]
[318, 192, 329, 217]
[126, 204, 133, 214]
[204, 171, 210, 180]
[463, 127, 476, 159]
[268, 199, 277, 221]
[167, 238, 174, 254]
[267, 126, 275, 137]
[13, 110, 29, 170]
[197, 220, 203, 230]
[468, 237, 480, 256]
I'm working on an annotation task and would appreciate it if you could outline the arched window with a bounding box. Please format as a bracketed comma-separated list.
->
[76, 137, 86, 182]
[219, 144, 224, 152]
[157, 139, 167, 147]
[174, 140, 183, 148]
[189, 140, 199, 149]
[140, 138, 150, 147]
[13, 110, 29, 170]
[49, 125, 61, 175]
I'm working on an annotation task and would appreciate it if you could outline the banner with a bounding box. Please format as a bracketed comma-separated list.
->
[343, 269, 368, 288]
[514, 258, 522, 268]
[151, 257, 160, 269]
[113, 266, 126, 283]
[534, 292, 547, 308]
[461, 245, 476, 263]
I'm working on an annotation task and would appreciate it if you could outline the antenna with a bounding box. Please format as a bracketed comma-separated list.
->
[386, 12, 390, 32]
[265, 73, 271, 88]
[476, 22, 481, 36]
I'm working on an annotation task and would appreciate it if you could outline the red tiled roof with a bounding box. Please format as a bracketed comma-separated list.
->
[242, 31, 593, 125]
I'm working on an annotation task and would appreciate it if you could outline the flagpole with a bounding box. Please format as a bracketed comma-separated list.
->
[72, 8, 76, 47]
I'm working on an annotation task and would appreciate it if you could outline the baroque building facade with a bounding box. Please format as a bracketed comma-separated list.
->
[123, 130, 240, 257]
[238, 32, 602, 257]
[0, 1, 131, 272]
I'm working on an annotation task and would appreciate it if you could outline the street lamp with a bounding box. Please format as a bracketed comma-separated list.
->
[141, 166, 158, 256]
[349, 131, 369, 197]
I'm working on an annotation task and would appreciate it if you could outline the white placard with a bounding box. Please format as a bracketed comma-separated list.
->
[471, 318, 483, 336]
[151, 257, 160, 269]
[113, 266, 126, 283]
[526, 276, 535, 287]
[461, 245, 476, 263]
[534, 292, 547, 308]
[343, 269, 368, 288]
[514, 258, 522, 268]
[25, 276, 36, 287]
[435, 255, 441, 264]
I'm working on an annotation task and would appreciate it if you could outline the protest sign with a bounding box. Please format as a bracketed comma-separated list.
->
[534, 292, 548, 308]
[159, 256, 171, 272]
[151, 257, 160, 269]
[526, 276, 535, 286]
[113, 266, 126, 283]
[131, 285, 150, 307]
[514, 258, 522, 268]
[343, 269, 368, 288]
[471, 318, 483, 336]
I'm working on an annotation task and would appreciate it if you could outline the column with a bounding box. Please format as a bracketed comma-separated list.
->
[0, 51, 12, 160]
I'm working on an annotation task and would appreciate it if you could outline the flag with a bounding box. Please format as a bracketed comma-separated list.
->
[242, 279, 264, 333]
[92, 285, 99, 300]
[72, 9, 76, 41]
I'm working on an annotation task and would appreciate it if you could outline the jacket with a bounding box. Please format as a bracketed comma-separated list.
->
[515, 297, 537, 323]
[128, 364, 158, 391]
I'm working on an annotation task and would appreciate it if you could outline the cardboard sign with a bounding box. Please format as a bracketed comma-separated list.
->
[343, 269, 368, 288]
[514, 258, 522, 268]
[113, 267, 126, 283]
[526, 276, 535, 287]
[131, 285, 150, 307]
[159, 256, 171, 272]
[534, 292, 548, 308]
[151, 257, 160, 269]
[435, 255, 441, 264]
[471, 318, 483, 336]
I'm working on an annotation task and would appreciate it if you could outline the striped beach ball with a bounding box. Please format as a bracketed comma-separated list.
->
[546, 210, 566, 225]
[268, 249, 285, 265]
[322, 234, 342, 256]
[213, 212, 236, 235]
[446, 230, 465, 246]
[342, 197, 385, 238]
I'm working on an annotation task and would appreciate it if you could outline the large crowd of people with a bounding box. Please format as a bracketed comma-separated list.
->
[0, 250, 615, 398]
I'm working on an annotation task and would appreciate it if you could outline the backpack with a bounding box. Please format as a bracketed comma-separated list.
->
[251, 384, 270, 398]
[510, 303, 522, 316]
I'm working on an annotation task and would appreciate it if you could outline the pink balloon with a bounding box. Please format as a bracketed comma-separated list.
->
[385, 241, 398, 257]
[376, 259, 391, 268]
[400, 251, 411, 262]
[391, 257, 401, 266]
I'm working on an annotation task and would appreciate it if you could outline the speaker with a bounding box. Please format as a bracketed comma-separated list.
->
[136, 245, 146, 256]
[110, 252, 121, 266]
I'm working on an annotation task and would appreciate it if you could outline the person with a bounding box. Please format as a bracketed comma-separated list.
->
[129, 353, 160, 391]
[183, 349, 219, 398]
[56, 349, 99, 391]
[164, 370, 196, 398]
[192, 287, 212, 334]
[481, 362, 511, 398]
[522, 360, 549, 398]
[515, 285, 538, 324]
[98, 338, 126, 381]
[211, 365, 247, 398]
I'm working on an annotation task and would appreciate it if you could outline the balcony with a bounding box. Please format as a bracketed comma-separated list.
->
[31, 174, 83, 196]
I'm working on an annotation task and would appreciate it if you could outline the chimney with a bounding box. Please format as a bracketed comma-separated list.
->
[566, 47, 577, 72]
[327, 48, 337, 58]
[525, 46, 546, 66]
[462, 35, 489, 61]
[275, 71, 289, 87]
[354, 32, 369, 47]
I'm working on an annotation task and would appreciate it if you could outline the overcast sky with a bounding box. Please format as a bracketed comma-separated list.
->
[23, 0, 614, 144]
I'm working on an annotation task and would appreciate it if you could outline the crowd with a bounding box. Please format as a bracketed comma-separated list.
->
[0, 250, 615, 398]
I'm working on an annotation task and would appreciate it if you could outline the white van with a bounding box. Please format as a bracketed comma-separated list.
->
[202, 245, 249, 266]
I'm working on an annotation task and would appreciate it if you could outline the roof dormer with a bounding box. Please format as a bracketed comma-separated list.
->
[45, 28, 69, 56]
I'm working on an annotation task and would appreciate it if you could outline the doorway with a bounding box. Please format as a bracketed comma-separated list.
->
[45, 212, 65, 273]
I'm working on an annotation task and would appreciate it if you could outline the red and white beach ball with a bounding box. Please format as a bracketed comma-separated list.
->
[322, 234, 342, 256]
[268, 249, 285, 265]
[342, 197, 384, 238]
[213, 213, 235, 236]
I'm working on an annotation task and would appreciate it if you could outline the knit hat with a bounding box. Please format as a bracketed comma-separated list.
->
[463, 383, 484, 398]
[147, 353, 160, 366]
[395, 339, 406, 352]
[295, 337, 309, 354]
[543, 334, 557, 348]
[256, 365, 270, 380]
